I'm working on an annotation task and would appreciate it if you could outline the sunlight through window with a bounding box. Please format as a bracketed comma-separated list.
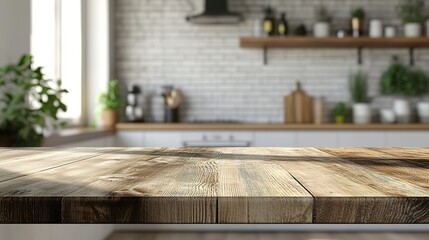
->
[31, 0, 82, 125]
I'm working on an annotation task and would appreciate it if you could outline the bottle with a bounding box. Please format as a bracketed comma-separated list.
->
[277, 12, 288, 36]
[263, 7, 275, 36]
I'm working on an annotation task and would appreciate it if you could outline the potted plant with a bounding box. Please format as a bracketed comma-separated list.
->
[334, 102, 349, 124]
[351, 8, 365, 37]
[350, 72, 371, 124]
[314, 6, 332, 38]
[0, 55, 68, 147]
[380, 57, 428, 123]
[398, 0, 425, 37]
[98, 80, 122, 128]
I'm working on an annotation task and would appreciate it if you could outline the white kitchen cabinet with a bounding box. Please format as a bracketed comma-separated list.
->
[115, 131, 144, 147]
[385, 132, 429, 147]
[144, 131, 182, 147]
[337, 132, 386, 147]
[114, 130, 429, 148]
[254, 132, 297, 147]
[60, 136, 116, 147]
[296, 132, 337, 147]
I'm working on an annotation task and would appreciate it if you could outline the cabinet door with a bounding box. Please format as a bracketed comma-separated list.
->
[144, 132, 182, 147]
[386, 132, 429, 147]
[115, 131, 144, 147]
[254, 132, 297, 147]
[337, 132, 386, 147]
[296, 132, 337, 147]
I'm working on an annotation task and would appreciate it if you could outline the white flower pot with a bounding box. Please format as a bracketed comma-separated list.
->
[369, 19, 383, 38]
[417, 102, 429, 123]
[380, 109, 396, 124]
[404, 23, 421, 38]
[353, 103, 372, 124]
[426, 20, 429, 37]
[314, 22, 330, 38]
[393, 99, 412, 123]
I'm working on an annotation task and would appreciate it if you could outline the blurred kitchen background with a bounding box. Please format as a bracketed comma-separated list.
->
[1, 0, 429, 149]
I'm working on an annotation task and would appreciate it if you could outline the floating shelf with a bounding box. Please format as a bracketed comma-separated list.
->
[240, 36, 429, 65]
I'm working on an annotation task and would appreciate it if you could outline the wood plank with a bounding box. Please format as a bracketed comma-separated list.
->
[240, 36, 429, 49]
[266, 148, 429, 223]
[0, 147, 117, 183]
[107, 232, 429, 240]
[0, 147, 428, 224]
[215, 148, 312, 223]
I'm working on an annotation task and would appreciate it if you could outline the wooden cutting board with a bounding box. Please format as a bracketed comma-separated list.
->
[284, 82, 313, 124]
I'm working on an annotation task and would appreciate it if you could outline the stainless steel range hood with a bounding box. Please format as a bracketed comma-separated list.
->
[186, 0, 243, 24]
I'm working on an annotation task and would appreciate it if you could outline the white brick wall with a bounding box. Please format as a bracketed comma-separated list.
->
[114, 0, 429, 123]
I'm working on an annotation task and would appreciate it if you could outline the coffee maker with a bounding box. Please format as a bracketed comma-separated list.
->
[125, 85, 144, 122]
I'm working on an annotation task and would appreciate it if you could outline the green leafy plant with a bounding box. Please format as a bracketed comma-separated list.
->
[334, 102, 349, 117]
[351, 8, 365, 19]
[398, 0, 425, 23]
[98, 80, 121, 110]
[381, 57, 428, 96]
[315, 6, 332, 23]
[349, 72, 368, 103]
[0, 55, 68, 147]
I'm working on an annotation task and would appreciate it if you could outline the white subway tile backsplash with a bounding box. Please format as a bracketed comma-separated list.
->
[114, 0, 429, 123]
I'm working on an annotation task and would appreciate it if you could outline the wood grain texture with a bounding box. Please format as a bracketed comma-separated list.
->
[240, 36, 429, 49]
[0, 147, 427, 223]
[116, 123, 429, 131]
[107, 232, 429, 240]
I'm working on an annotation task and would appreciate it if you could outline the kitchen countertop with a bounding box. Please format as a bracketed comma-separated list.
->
[43, 128, 115, 147]
[117, 123, 429, 131]
[0, 147, 428, 224]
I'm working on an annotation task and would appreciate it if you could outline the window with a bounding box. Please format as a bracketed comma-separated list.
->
[31, 0, 82, 125]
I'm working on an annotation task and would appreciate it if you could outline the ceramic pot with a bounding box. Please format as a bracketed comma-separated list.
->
[369, 19, 383, 38]
[393, 99, 411, 123]
[426, 19, 429, 37]
[335, 116, 346, 124]
[353, 103, 372, 124]
[417, 102, 429, 123]
[102, 109, 118, 129]
[384, 26, 396, 38]
[380, 109, 396, 124]
[404, 23, 421, 38]
[314, 22, 330, 37]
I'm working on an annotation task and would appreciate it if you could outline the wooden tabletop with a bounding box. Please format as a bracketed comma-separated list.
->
[0, 147, 428, 224]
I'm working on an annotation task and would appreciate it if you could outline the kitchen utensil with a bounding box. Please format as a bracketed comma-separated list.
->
[162, 86, 182, 123]
[125, 85, 144, 122]
[313, 97, 325, 125]
[284, 82, 313, 124]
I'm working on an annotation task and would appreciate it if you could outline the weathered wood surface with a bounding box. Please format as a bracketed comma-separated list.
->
[107, 232, 429, 240]
[0, 147, 427, 224]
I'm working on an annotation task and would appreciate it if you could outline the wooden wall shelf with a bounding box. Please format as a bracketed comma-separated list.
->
[240, 36, 429, 65]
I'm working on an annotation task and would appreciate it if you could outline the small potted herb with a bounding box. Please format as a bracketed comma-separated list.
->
[350, 72, 371, 124]
[351, 8, 365, 37]
[98, 80, 122, 128]
[398, 0, 425, 37]
[314, 6, 332, 38]
[380, 57, 429, 123]
[334, 102, 349, 124]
